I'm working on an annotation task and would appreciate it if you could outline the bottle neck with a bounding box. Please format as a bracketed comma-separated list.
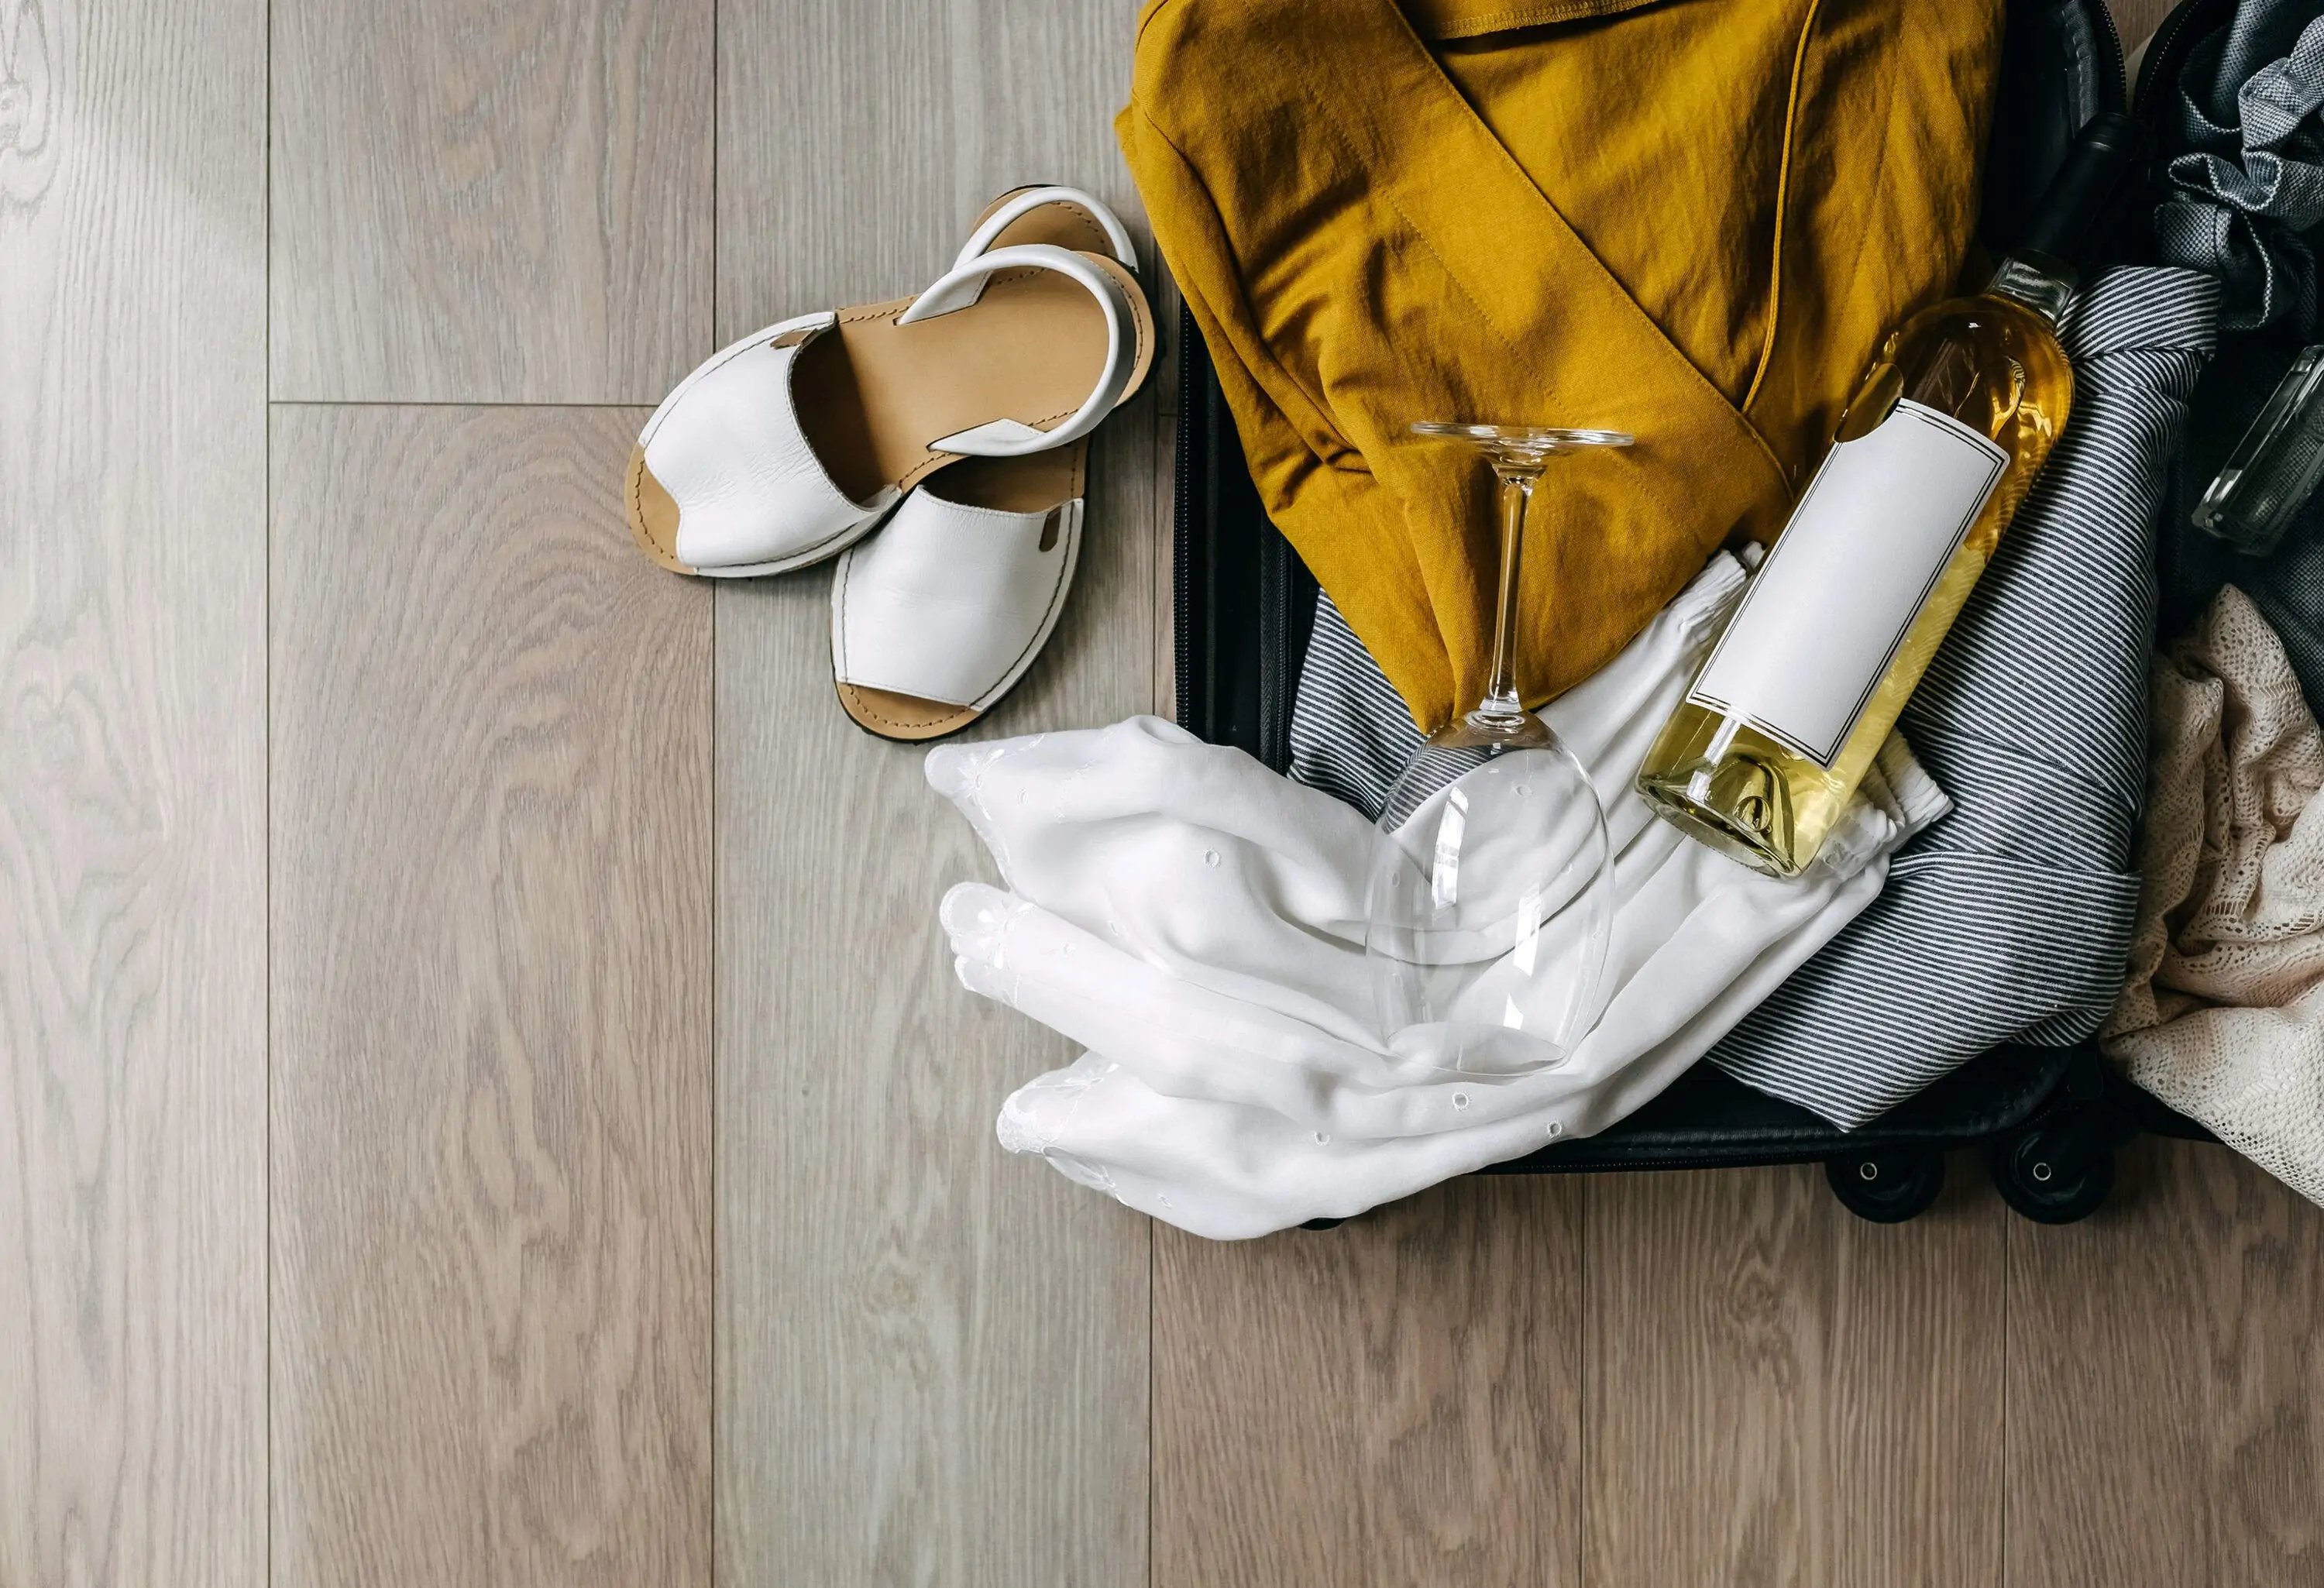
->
[1984, 249, 2078, 325]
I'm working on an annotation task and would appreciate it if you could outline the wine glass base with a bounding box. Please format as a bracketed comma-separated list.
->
[1408, 421, 1635, 468]
[1385, 1019, 1576, 1075]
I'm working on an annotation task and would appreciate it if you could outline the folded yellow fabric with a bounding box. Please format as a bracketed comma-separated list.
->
[1121, 0, 2003, 728]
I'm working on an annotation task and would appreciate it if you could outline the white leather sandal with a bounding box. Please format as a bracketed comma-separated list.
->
[830, 187, 1142, 742]
[626, 198, 1153, 579]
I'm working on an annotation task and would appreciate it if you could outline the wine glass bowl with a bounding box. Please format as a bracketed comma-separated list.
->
[1363, 422, 1631, 1075]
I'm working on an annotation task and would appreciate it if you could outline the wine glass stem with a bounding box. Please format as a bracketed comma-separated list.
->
[1478, 468, 1534, 724]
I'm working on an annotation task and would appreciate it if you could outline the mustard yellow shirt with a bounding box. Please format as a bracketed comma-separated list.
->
[1121, 0, 2002, 729]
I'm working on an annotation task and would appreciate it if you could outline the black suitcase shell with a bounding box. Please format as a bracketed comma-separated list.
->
[1167, 0, 2215, 1223]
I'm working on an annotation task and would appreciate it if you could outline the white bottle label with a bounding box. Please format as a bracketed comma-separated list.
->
[1686, 399, 2007, 767]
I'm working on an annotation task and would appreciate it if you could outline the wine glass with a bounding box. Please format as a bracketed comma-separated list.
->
[1363, 423, 1631, 1076]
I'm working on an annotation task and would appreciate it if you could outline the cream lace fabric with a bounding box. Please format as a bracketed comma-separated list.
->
[2106, 584, 2324, 1204]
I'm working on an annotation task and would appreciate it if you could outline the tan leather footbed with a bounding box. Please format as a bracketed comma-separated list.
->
[834, 685, 984, 741]
[935, 446, 1081, 514]
[973, 187, 1124, 260]
[627, 444, 688, 572]
[831, 199, 1120, 741]
[795, 253, 1149, 506]
[835, 194, 1145, 741]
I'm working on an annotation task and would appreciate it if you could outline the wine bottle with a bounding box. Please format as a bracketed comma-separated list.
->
[1635, 115, 2138, 878]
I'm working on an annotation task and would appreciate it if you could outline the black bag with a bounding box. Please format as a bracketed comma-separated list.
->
[1169, 0, 2211, 1225]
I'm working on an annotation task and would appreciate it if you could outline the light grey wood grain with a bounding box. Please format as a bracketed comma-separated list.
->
[270, 0, 712, 404]
[719, 0, 1151, 341]
[269, 405, 712, 1585]
[0, 0, 267, 1581]
[22, 0, 2324, 1583]
[2007, 1138, 2324, 1586]
[710, 420, 1159, 1580]
[714, 4, 1157, 1581]
[1153, 1179, 1584, 1588]
[1585, 1164, 2005, 1587]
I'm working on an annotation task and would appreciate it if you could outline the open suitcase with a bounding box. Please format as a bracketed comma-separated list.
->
[1170, 0, 2219, 1225]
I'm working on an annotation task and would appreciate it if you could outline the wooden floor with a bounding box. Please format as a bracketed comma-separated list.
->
[4, 0, 2319, 1583]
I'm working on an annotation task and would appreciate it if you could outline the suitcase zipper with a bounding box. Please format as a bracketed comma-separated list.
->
[1257, 520, 1294, 772]
[1172, 303, 1201, 732]
[2130, 0, 2229, 121]
[2086, 0, 2126, 112]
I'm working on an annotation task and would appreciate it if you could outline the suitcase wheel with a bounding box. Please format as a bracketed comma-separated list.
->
[1987, 1123, 2114, 1225]
[1824, 1151, 1946, 1223]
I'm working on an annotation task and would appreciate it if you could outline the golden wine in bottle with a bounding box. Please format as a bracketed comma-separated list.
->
[1636, 117, 2136, 877]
